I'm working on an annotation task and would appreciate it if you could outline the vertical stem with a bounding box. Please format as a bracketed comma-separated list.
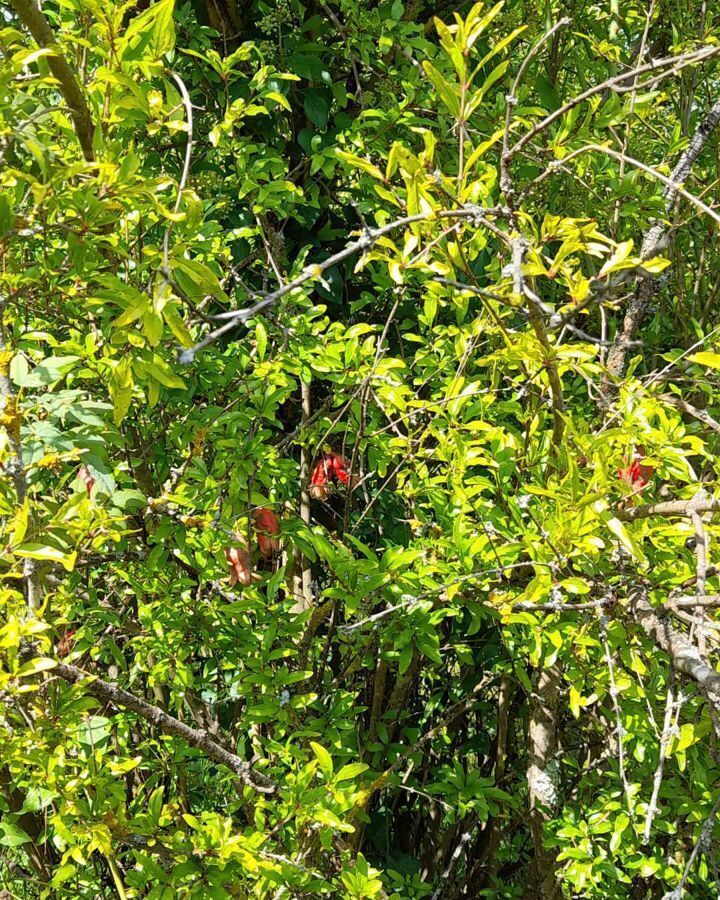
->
[6, 0, 95, 161]
[484, 675, 511, 879]
[609, 0, 620, 42]
[292, 377, 313, 612]
[107, 855, 128, 900]
[0, 303, 41, 611]
[690, 504, 709, 658]
[643, 666, 675, 843]
[524, 662, 561, 900]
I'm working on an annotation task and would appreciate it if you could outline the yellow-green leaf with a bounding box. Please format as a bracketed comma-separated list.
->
[422, 61, 460, 117]
[607, 516, 646, 564]
[16, 657, 57, 678]
[336, 149, 385, 182]
[688, 351, 720, 370]
[310, 741, 333, 778]
[14, 544, 77, 571]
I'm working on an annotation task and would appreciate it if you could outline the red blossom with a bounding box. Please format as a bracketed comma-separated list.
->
[225, 545, 253, 586]
[618, 453, 652, 492]
[309, 453, 356, 499]
[253, 507, 281, 557]
[57, 629, 76, 658]
[78, 464, 95, 495]
[329, 452, 353, 486]
[309, 455, 334, 500]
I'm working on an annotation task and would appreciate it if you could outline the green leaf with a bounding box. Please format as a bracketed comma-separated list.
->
[134, 355, 186, 390]
[688, 351, 720, 370]
[265, 90, 291, 110]
[163, 302, 194, 348]
[398, 642, 414, 675]
[0, 193, 14, 236]
[310, 741, 334, 777]
[109, 355, 134, 425]
[14, 544, 77, 572]
[16, 657, 57, 678]
[304, 92, 329, 129]
[120, 0, 176, 61]
[607, 517, 646, 564]
[534, 73, 561, 111]
[0, 822, 32, 847]
[335, 762, 369, 782]
[113, 489, 148, 511]
[171, 258, 225, 301]
[336, 149, 385, 182]
[422, 61, 460, 117]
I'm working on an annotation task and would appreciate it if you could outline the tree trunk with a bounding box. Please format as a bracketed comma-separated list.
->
[524, 663, 562, 900]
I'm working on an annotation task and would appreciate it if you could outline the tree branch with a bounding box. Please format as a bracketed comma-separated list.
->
[178, 206, 508, 362]
[617, 497, 720, 522]
[627, 587, 720, 708]
[7, 0, 95, 162]
[605, 100, 720, 379]
[509, 44, 720, 161]
[52, 660, 277, 794]
[663, 395, 720, 434]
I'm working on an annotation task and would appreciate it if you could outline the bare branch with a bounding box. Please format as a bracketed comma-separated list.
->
[509, 44, 720, 161]
[536, 144, 720, 228]
[602, 626, 634, 815]
[643, 667, 676, 844]
[178, 206, 508, 362]
[663, 395, 720, 434]
[52, 660, 277, 794]
[690, 493, 711, 657]
[602, 99, 720, 380]
[161, 72, 194, 277]
[628, 586, 720, 708]
[666, 595, 720, 609]
[663, 793, 720, 900]
[617, 497, 720, 522]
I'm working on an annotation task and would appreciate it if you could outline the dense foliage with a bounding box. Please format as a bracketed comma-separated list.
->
[2, 0, 720, 896]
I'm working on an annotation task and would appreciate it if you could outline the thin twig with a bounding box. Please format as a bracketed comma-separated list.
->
[161, 72, 194, 277]
[665, 793, 720, 899]
[177, 206, 508, 362]
[509, 44, 720, 161]
[602, 628, 634, 816]
[643, 666, 675, 844]
[500, 16, 571, 201]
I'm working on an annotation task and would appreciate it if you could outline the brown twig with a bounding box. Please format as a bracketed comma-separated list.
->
[7, 0, 95, 161]
[52, 660, 277, 793]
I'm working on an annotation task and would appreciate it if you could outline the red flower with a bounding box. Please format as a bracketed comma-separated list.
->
[309, 455, 334, 500]
[618, 453, 652, 492]
[78, 464, 95, 495]
[57, 629, 76, 658]
[329, 452, 353, 485]
[253, 507, 281, 557]
[225, 545, 253, 586]
[309, 453, 357, 499]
